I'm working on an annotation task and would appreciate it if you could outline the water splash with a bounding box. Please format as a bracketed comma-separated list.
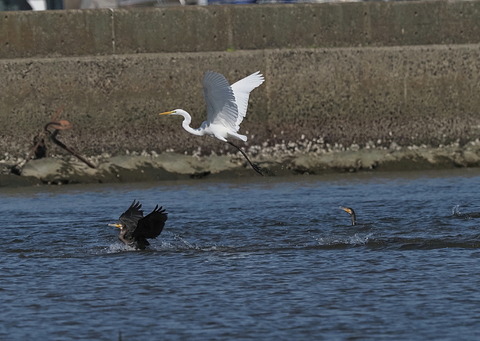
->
[349, 233, 373, 245]
[452, 205, 462, 217]
[314, 233, 373, 247]
[105, 243, 136, 253]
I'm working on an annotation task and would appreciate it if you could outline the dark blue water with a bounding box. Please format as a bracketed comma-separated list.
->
[1, 169, 480, 340]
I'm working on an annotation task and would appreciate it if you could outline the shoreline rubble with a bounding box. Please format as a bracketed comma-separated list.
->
[2, 139, 480, 187]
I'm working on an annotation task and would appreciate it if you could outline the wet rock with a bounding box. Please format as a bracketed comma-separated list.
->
[0, 174, 40, 187]
[21, 158, 66, 179]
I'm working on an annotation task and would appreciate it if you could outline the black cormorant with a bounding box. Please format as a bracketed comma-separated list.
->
[340, 206, 357, 226]
[109, 200, 168, 250]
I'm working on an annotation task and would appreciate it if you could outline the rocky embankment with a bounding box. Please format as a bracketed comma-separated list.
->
[2, 139, 480, 187]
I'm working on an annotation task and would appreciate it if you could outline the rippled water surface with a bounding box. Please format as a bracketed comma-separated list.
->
[1, 169, 480, 340]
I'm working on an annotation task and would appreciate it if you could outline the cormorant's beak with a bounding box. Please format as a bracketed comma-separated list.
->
[159, 111, 174, 116]
[108, 223, 123, 229]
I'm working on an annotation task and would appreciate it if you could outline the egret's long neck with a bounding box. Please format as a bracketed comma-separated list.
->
[178, 111, 205, 136]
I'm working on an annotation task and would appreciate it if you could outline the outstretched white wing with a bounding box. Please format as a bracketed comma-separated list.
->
[231, 71, 264, 130]
[203, 71, 239, 131]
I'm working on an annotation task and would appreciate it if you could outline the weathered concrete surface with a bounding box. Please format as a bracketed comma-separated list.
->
[1, 2, 480, 185]
[0, 10, 113, 59]
[1, 45, 480, 157]
[1, 2, 480, 58]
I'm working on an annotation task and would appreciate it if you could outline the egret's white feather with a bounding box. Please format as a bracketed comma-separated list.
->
[159, 71, 265, 175]
[231, 71, 265, 130]
[203, 71, 239, 131]
[162, 71, 264, 142]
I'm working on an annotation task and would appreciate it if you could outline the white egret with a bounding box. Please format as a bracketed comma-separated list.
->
[159, 71, 265, 175]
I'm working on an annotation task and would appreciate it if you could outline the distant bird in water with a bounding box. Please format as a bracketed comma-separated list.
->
[159, 71, 265, 176]
[109, 200, 168, 250]
[340, 206, 357, 226]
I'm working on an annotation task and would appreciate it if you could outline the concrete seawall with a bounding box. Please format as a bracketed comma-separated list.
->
[1, 2, 480, 184]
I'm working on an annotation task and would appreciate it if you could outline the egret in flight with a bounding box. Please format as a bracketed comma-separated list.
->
[159, 71, 265, 175]
[109, 200, 168, 250]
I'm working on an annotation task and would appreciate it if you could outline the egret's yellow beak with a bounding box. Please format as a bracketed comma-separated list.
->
[159, 111, 174, 116]
[108, 223, 123, 229]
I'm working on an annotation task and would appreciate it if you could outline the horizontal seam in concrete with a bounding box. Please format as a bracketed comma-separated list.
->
[1, 43, 480, 64]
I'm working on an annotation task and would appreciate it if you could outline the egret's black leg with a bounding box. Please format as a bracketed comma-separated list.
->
[227, 141, 264, 176]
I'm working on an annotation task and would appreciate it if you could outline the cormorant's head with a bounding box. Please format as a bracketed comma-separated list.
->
[340, 207, 355, 216]
[340, 206, 357, 226]
[108, 223, 125, 230]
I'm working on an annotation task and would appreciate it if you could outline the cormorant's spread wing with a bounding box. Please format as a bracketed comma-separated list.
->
[119, 200, 144, 232]
[231, 71, 264, 130]
[203, 71, 239, 131]
[134, 205, 168, 239]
